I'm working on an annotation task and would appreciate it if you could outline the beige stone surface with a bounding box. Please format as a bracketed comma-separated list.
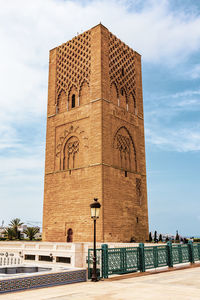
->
[2, 268, 200, 299]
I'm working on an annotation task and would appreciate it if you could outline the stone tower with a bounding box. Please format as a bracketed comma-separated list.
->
[43, 24, 149, 243]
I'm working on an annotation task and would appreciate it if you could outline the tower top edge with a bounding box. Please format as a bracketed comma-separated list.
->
[49, 23, 140, 55]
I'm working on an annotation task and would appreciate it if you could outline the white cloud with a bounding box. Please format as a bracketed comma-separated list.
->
[146, 125, 200, 152]
[187, 64, 200, 79]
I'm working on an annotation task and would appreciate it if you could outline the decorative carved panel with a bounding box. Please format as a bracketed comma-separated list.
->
[55, 125, 88, 171]
[113, 126, 137, 172]
[63, 136, 79, 170]
[56, 31, 91, 106]
[109, 32, 136, 111]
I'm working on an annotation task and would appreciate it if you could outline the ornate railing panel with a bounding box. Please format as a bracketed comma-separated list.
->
[157, 246, 168, 267]
[125, 248, 139, 272]
[193, 244, 200, 261]
[144, 247, 154, 269]
[88, 242, 200, 279]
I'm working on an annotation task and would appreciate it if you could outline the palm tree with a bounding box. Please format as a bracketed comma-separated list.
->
[4, 228, 15, 240]
[159, 234, 163, 242]
[9, 218, 23, 240]
[24, 227, 39, 240]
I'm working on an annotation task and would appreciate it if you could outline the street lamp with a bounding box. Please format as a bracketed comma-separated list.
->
[90, 198, 101, 282]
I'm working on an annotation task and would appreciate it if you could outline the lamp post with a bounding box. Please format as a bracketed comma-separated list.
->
[90, 198, 101, 282]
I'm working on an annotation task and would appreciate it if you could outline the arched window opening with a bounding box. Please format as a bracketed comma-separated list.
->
[72, 94, 75, 108]
[67, 228, 73, 242]
[63, 136, 79, 170]
[136, 217, 139, 224]
[110, 82, 118, 106]
[57, 90, 67, 114]
[113, 126, 137, 172]
[121, 88, 124, 96]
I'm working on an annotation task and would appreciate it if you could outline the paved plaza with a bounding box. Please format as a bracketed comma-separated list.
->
[1, 267, 200, 299]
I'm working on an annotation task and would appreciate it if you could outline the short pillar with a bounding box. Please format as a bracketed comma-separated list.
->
[139, 243, 145, 272]
[101, 244, 108, 278]
[166, 241, 173, 268]
[188, 241, 194, 264]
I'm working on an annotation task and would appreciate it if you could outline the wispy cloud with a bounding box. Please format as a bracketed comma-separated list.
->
[146, 125, 200, 152]
[187, 64, 200, 79]
[145, 87, 200, 152]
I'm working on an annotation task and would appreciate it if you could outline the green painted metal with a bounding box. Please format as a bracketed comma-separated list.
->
[167, 241, 173, 267]
[101, 244, 108, 278]
[139, 243, 145, 272]
[143, 246, 154, 270]
[193, 243, 200, 261]
[157, 246, 168, 267]
[188, 241, 194, 263]
[87, 242, 200, 279]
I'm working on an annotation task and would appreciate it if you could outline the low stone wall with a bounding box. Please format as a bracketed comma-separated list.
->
[0, 241, 158, 269]
[0, 269, 86, 294]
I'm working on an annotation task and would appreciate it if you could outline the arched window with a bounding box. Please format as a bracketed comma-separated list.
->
[110, 82, 119, 106]
[72, 94, 75, 108]
[67, 228, 73, 242]
[56, 90, 67, 114]
[113, 126, 137, 172]
[79, 81, 90, 105]
[63, 136, 79, 170]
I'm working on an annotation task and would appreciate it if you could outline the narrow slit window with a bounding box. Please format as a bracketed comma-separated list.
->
[72, 94, 75, 108]
[136, 217, 139, 223]
[125, 170, 127, 177]
[121, 88, 124, 96]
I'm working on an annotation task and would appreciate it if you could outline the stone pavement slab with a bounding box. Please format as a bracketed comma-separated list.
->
[1, 267, 200, 300]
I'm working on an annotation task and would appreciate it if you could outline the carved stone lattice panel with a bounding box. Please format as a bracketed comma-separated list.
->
[109, 33, 136, 97]
[56, 31, 91, 100]
[63, 136, 79, 170]
[113, 126, 137, 172]
[55, 125, 88, 171]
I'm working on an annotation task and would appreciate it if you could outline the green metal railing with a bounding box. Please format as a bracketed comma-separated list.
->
[88, 241, 200, 279]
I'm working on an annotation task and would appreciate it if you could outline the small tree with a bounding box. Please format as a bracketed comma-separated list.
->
[9, 218, 23, 240]
[175, 230, 180, 243]
[4, 228, 15, 240]
[24, 227, 39, 241]
[154, 230, 157, 242]
[159, 234, 162, 242]
[149, 232, 152, 242]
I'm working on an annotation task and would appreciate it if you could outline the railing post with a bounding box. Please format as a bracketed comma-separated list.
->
[153, 246, 158, 268]
[166, 241, 173, 268]
[188, 241, 194, 264]
[101, 244, 108, 278]
[139, 243, 145, 272]
[120, 248, 126, 273]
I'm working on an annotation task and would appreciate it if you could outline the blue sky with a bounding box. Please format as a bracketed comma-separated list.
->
[0, 0, 200, 235]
